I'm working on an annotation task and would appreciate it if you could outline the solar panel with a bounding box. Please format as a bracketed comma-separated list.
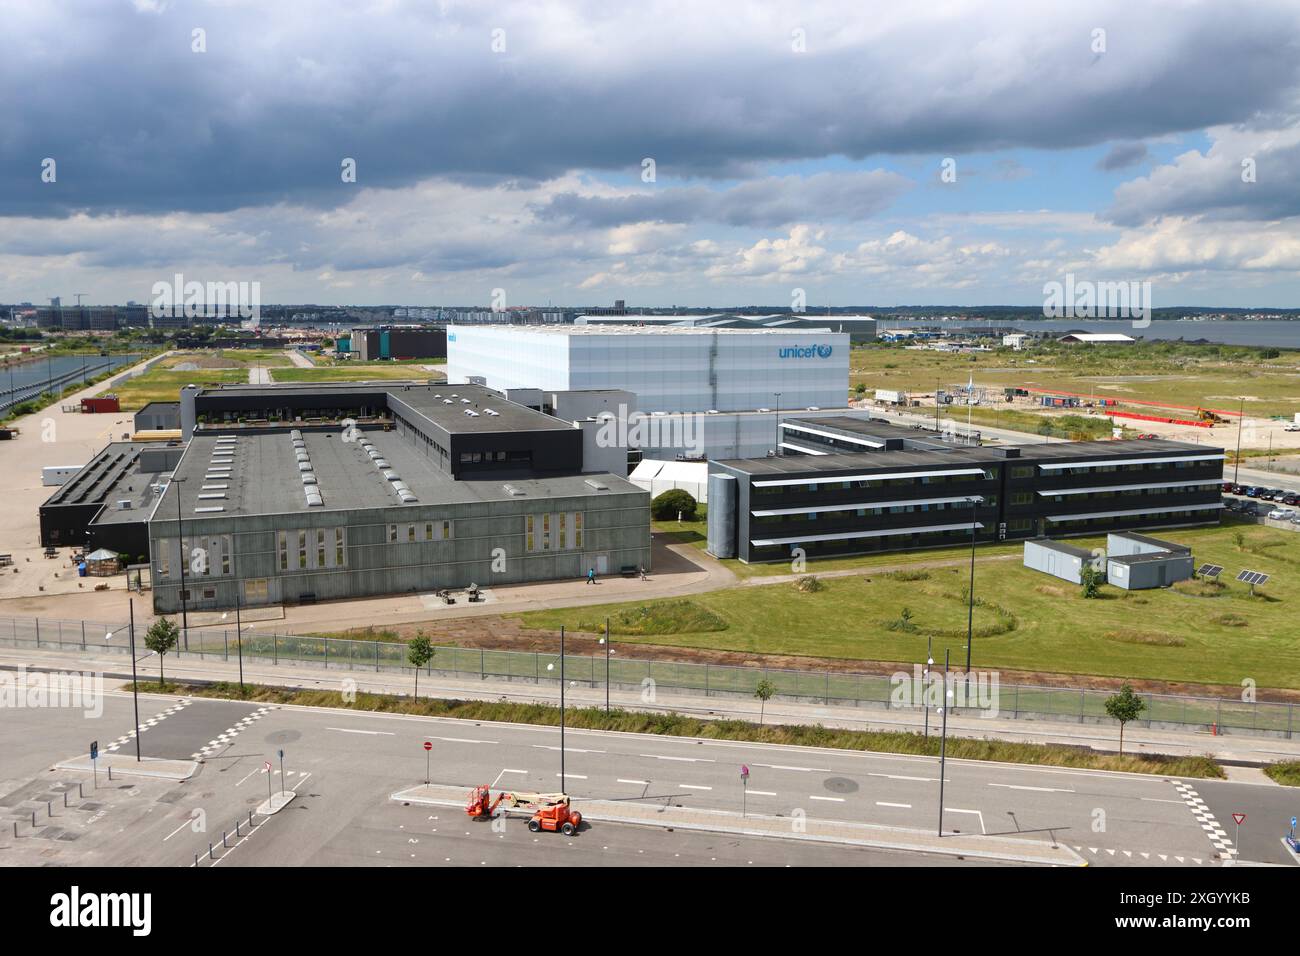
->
[1197, 564, 1223, 578]
[1236, 569, 1270, 586]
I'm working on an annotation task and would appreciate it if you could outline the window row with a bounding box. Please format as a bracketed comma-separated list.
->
[388, 520, 454, 544]
[526, 512, 584, 552]
[278, 527, 347, 572]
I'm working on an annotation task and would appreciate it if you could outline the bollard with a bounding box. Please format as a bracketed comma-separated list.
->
[235, 820, 241, 837]
[13, 821, 18, 838]
[248, 810, 254, 828]
[195, 853, 199, 867]
[31, 811, 37, 828]
[47, 800, 52, 817]
[222, 830, 228, 848]
[78, 783, 84, 799]
[208, 842, 214, 859]
[108, 765, 113, 781]
[63, 791, 68, 807]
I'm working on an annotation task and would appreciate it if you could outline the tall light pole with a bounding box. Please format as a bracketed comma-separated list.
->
[546, 627, 567, 792]
[1233, 397, 1245, 486]
[923, 637, 933, 739]
[171, 475, 189, 648]
[599, 617, 612, 712]
[937, 648, 952, 837]
[964, 495, 981, 682]
[774, 392, 782, 454]
[105, 601, 150, 763]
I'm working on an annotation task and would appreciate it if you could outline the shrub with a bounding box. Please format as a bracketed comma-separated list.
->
[650, 488, 698, 521]
[795, 575, 825, 593]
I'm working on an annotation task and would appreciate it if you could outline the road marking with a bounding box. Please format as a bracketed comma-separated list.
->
[163, 817, 196, 842]
[944, 808, 987, 834]
[869, 773, 935, 782]
[327, 727, 396, 736]
[235, 767, 262, 787]
[617, 779, 650, 786]
[988, 783, 1075, 793]
[557, 773, 588, 780]
[876, 802, 912, 809]
[809, 795, 845, 803]
[534, 745, 605, 754]
[489, 768, 527, 788]
[747, 790, 778, 797]
[428, 736, 497, 745]
[755, 763, 831, 773]
[640, 754, 715, 763]
[680, 784, 713, 790]
[1140, 797, 1185, 804]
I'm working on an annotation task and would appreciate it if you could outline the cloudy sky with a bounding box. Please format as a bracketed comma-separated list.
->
[3, 0, 1300, 308]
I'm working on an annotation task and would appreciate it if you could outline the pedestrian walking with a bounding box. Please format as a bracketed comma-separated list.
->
[587, 567, 596, 585]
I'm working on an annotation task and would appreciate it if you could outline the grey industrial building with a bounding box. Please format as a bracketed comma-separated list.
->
[133, 401, 181, 432]
[147, 382, 649, 613]
[707, 416, 1223, 563]
[1104, 532, 1194, 590]
[1022, 538, 1103, 584]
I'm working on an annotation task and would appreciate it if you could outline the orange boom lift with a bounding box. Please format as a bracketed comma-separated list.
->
[465, 785, 583, 835]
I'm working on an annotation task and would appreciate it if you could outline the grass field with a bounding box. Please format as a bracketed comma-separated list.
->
[270, 364, 445, 383]
[851, 341, 1300, 419]
[111, 368, 251, 409]
[520, 522, 1300, 689]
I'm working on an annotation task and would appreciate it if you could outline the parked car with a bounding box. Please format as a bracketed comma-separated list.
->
[1268, 508, 1290, 520]
[1222, 481, 1235, 493]
[1267, 489, 1286, 500]
[1231, 483, 1247, 495]
[1285, 422, 1300, 432]
[1245, 486, 1261, 498]
[1282, 493, 1300, 506]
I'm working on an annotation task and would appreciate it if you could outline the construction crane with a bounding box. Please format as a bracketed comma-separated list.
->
[465, 785, 583, 834]
[74, 293, 88, 306]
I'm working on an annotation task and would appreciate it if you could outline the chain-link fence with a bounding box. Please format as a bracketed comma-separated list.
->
[2, 614, 1293, 738]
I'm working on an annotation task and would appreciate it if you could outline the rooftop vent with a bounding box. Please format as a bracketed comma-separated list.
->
[485, 408, 500, 416]
[503, 484, 525, 497]
[194, 506, 225, 513]
[301, 474, 317, 485]
[584, 478, 609, 491]
[464, 409, 479, 417]
[297, 461, 313, 472]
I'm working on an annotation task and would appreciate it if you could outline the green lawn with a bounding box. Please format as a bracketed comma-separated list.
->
[111, 368, 252, 410]
[518, 523, 1300, 689]
[270, 365, 445, 383]
[851, 341, 1300, 419]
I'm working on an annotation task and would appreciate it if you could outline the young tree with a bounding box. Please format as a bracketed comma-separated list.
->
[1104, 683, 1146, 755]
[407, 634, 434, 700]
[754, 678, 776, 726]
[1080, 564, 1105, 599]
[144, 617, 180, 688]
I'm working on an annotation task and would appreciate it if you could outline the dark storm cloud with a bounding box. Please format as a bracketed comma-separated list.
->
[1097, 143, 1149, 171]
[2, 1, 1299, 218]
[535, 171, 912, 228]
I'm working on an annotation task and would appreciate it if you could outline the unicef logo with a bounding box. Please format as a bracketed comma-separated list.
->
[778, 344, 834, 360]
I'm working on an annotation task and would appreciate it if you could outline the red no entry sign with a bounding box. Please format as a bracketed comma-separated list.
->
[423, 741, 432, 751]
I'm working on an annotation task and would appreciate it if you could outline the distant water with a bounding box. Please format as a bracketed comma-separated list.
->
[1, 352, 142, 393]
[882, 318, 1299, 349]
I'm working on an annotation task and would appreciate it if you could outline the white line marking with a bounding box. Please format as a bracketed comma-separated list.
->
[869, 773, 935, 782]
[617, 779, 650, 786]
[489, 768, 527, 788]
[876, 802, 913, 809]
[327, 727, 396, 736]
[557, 773, 588, 780]
[809, 795, 845, 802]
[163, 818, 195, 842]
[747, 790, 778, 797]
[1141, 797, 1185, 804]
[640, 754, 715, 763]
[533, 745, 605, 754]
[944, 808, 987, 834]
[680, 784, 713, 790]
[428, 736, 497, 745]
[988, 783, 1075, 793]
[755, 763, 831, 773]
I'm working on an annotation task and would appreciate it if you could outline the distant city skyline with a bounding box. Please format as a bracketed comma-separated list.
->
[4, 2, 1300, 308]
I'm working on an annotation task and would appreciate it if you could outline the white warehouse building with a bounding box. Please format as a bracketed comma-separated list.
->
[446, 325, 850, 414]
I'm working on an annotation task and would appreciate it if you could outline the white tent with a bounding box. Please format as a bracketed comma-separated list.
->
[629, 459, 710, 503]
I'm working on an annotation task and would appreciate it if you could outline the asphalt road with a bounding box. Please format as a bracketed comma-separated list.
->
[2, 688, 1296, 867]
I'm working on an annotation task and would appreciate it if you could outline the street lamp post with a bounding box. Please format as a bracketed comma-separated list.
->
[923, 637, 933, 739]
[937, 649, 952, 837]
[774, 392, 782, 454]
[600, 617, 611, 712]
[171, 475, 189, 649]
[1233, 397, 1245, 486]
[105, 600, 152, 763]
[560, 625, 566, 793]
[964, 496, 980, 685]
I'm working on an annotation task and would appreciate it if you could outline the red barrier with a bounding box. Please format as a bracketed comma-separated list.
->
[1108, 409, 1213, 427]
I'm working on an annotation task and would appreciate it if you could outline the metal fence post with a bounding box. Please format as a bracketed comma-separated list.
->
[1079, 689, 1085, 723]
[273, 632, 278, 665]
[705, 663, 709, 697]
[376, 641, 380, 672]
[35, 618, 39, 647]
[81, 621, 86, 650]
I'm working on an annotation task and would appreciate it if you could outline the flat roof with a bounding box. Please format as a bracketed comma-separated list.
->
[713, 436, 1223, 476]
[41, 443, 149, 508]
[195, 382, 573, 436]
[1025, 538, 1096, 560]
[450, 324, 848, 337]
[1108, 531, 1193, 554]
[157, 430, 640, 520]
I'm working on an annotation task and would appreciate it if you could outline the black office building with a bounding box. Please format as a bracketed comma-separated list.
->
[706, 417, 1224, 563]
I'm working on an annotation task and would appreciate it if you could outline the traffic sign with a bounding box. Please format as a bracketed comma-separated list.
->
[423, 741, 432, 751]
[1232, 812, 1246, 825]
[89, 740, 98, 760]
[278, 748, 284, 759]
[1292, 816, 1297, 828]
[740, 764, 750, 780]
[264, 761, 272, 771]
